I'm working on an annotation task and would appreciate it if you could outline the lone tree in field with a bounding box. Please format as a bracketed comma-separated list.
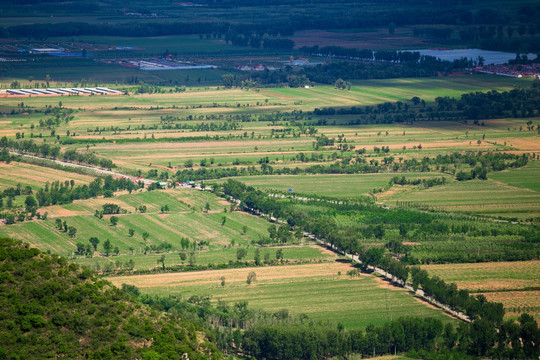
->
[89, 237, 100, 251]
[204, 202, 211, 213]
[222, 74, 234, 88]
[334, 78, 351, 90]
[128, 229, 135, 237]
[221, 216, 227, 226]
[103, 239, 112, 257]
[220, 276, 226, 287]
[247, 271, 256, 285]
[126, 259, 135, 270]
[179, 252, 187, 264]
[236, 248, 248, 261]
[188, 251, 196, 266]
[110, 216, 119, 226]
[157, 255, 166, 270]
[142, 232, 150, 242]
[68, 226, 77, 238]
[24, 195, 37, 214]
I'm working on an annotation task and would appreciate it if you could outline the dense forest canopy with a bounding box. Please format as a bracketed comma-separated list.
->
[0, 238, 221, 359]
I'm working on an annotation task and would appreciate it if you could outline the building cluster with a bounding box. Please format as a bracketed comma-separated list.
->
[474, 63, 540, 79]
[3, 87, 122, 97]
[235, 64, 276, 71]
[97, 58, 217, 71]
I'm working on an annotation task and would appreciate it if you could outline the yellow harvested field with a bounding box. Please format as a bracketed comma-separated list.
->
[0, 161, 96, 188]
[421, 261, 540, 291]
[422, 261, 540, 320]
[485, 291, 540, 320]
[109, 262, 354, 289]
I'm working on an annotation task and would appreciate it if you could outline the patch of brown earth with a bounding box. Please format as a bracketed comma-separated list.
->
[259, 90, 294, 100]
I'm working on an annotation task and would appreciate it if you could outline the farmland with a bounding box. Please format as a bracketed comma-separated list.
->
[0, 187, 275, 256]
[110, 262, 456, 329]
[74, 245, 335, 272]
[0, 161, 95, 189]
[378, 173, 540, 219]
[216, 172, 452, 199]
[2, 76, 537, 222]
[422, 261, 540, 321]
[0, 75, 526, 111]
[1, 0, 540, 358]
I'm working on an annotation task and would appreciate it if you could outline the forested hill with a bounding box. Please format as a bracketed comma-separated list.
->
[0, 238, 221, 360]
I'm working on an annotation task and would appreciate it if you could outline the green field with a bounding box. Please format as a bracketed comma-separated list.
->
[379, 175, 540, 219]
[0, 182, 338, 274]
[489, 162, 540, 193]
[0, 187, 274, 255]
[110, 262, 456, 329]
[0, 209, 272, 254]
[0, 75, 526, 111]
[215, 172, 451, 199]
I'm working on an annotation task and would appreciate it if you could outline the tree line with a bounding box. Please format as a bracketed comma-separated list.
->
[0, 137, 116, 170]
[167, 151, 529, 184]
[313, 81, 540, 123]
[215, 179, 539, 358]
[220, 179, 539, 263]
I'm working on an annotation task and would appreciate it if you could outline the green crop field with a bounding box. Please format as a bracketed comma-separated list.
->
[379, 176, 540, 219]
[0, 187, 274, 256]
[110, 262, 456, 329]
[213, 172, 451, 199]
[489, 162, 540, 193]
[0, 75, 526, 111]
[0, 209, 271, 254]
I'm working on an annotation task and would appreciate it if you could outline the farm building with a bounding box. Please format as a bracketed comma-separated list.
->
[30, 48, 63, 54]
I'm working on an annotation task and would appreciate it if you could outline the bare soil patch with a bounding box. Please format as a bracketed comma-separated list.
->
[371, 275, 404, 291]
[505, 137, 540, 151]
[45, 206, 87, 217]
[259, 90, 294, 100]
[413, 296, 441, 311]
[312, 244, 338, 257]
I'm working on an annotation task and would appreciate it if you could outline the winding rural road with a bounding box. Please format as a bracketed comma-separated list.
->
[12, 153, 471, 322]
[314, 237, 471, 323]
[226, 191, 472, 323]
